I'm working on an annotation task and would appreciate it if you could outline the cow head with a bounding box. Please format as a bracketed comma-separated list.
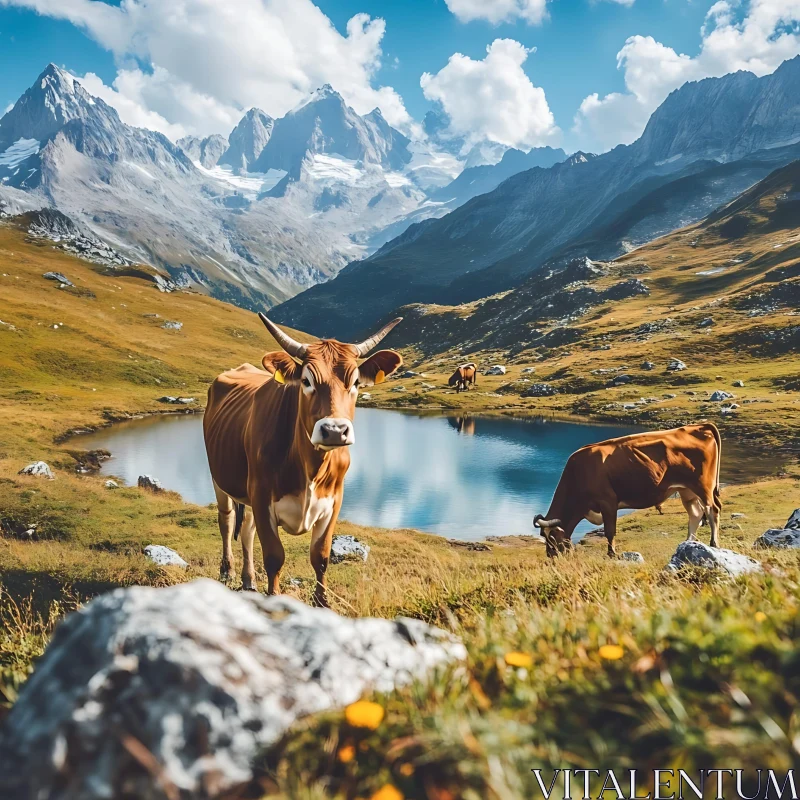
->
[258, 314, 403, 450]
[533, 514, 572, 557]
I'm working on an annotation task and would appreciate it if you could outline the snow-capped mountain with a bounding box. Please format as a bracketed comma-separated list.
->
[218, 108, 274, 171]
[176, 134, 229, 169]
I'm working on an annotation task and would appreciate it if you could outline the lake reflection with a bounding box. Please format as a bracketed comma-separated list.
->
[77, 409, 775, 541]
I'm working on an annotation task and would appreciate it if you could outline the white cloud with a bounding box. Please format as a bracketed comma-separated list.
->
[420, 39, 559, 151]
[0, 0, 415, 139]
[573, 0, 800, 151]
[444, 0, 550, 25]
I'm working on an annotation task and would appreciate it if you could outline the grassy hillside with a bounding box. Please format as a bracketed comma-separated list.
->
[1, 215, 800, 799]
[367, 161, 800, 452]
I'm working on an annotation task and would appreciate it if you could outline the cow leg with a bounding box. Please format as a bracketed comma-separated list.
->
[252, 500, 285, 596]
[239, 507, 257, 591]
[309, 498, 342, 608]
[706, 504, 721, 548]
[679, 490, 705, 541]
[601, 507, 618, 558]
[213, 480, 236, 582]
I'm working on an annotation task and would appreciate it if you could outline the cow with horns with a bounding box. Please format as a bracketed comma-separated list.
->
[203, 314, 403, 606]
[533, 424, 722, 558]
[448, 362, 477, 393]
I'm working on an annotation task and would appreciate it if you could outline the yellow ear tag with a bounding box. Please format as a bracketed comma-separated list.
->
[273, 369, 285, 384]
[374, 370, 385, 385]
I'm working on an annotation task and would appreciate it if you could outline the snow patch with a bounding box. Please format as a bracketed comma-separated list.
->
[0, 138, 40, 169]
[194, 162, 286, 198]
[123, 161, 156, 181]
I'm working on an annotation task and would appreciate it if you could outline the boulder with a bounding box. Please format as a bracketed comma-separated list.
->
[753, 509, 800, 549]
[709, 390, 734, 402]
[143, 544, 188, 568]
[484, 365, 506, 376]
[358, 392, 372, 402]
[665, 541, 762, 577]
[521, 367, 537, 374]
[104, 480, 119, 489]
[161, 320, 183, 330]
[667, 359, 687, 371]
[612, 374, 632, 385]
[732, 379, 745, 387]
[42, 271, 73, 287]
[18, 461, 54, 479]
[620, 551, 645, 563]
[697, 317, 714, 328]
[641, 361, 656, 371]
[0, 581, 465, 799]
[137, 475, 162, 492]
[330, 535, 370, 564]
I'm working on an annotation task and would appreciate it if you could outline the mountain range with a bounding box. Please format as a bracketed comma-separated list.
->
[272, 56, 800, 338]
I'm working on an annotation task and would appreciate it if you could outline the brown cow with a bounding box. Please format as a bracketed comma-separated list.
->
[448, 362, 477, 393]
[203, 314, 403, 606]
[533, 424, 722, 558]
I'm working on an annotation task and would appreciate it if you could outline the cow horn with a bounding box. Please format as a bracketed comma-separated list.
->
[258, 313, 308, 359]
[353, 317, 403, 357]
[533, 515, 562, 528]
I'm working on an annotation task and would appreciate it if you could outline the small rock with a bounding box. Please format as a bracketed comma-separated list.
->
[388, 386, 406, 393]
[663, 393, 677, 399]
[667, 359, 687, 371]
[521, 383, 557, 398]
[18, 461, 54, 480]
[144, 545, 188, 568]
[400, 370, 422, 378]
[521, 367, 536, 374]
[753, 509, 800, 549]
[709, 390, 734, 402]
[137, 475, 163, 492]
[620, 551, 645, 563]
[359, 392, 372, 402]
[731, 512, 746, 519]
[697, 317, 714, 327]
[612, 374, 632, 385]
[42, 272, 73, 287]
[104, 480, 119, 489]
[448, 539, 491, 552]
[330, 535, 370, 564]
[665, 541, 762, 577]
[641, 361, 656, 371]
[484, 365, 506, 376]
[161, 321, 183, 330]
[420, 383, 436, 390]
[732, 379, 745, 387]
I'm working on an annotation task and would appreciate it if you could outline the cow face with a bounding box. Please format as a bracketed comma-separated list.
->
[259, 315, 403, 451]
[533, 514, 573, 557]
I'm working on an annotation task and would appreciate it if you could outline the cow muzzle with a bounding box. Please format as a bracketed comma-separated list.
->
[311, 417, 355, 449]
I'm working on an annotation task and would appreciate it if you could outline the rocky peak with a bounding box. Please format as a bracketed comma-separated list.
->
[218, 107, 274, 171]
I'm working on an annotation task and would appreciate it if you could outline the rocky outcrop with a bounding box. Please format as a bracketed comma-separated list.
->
[137, 475, 162, 492]
[754, 509, 800, 549]
[0, 580, 465, 799]
[143, 545, 188, 568]
[666, 541, 762, 577]
[18, 461, 54, 479]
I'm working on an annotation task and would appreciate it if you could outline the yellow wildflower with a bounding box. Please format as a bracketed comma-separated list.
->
[598, 644, 625, 661]
[338, 744, 356, 763]
[504, 651, 533, 668]
[345, 700, 385, 729]
[371, 785, 404, 800]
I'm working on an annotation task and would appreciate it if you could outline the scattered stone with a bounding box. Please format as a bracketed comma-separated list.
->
[359, 392, 372, 402]
[709, 390, 734, 402]
[161, 320, 183, 331]
[400, 370, 423, 378]
[665, 541, 762, 577]
[667, 359, 687, 371]
[663, 393, 677, 399]
[448, 539, 492, 552]
[104, 480, 119, 489]
[388, 386, 406, 393]
[521, 383, 558, 398]
[612, 374, 632, 385]
[731, 513, 746, 519]
[0, 581, 465, 798]
[137, 475, 162, 492]
[620, 551, 645, 563]
[420, 383, 437, 390]
[42, 271, 73, 287]
[641, 361, 656, 371]
[143, 545, 188, 568]
[484, 365, 506, 376]
[521, 367, 537, 374]
[18, 461, 54, 480]
[698, 317, 714, 328]
[330, 535, 370, 564]
[732, 379, 745, 387]
[157, 396, 195, 405]
[753, 509, 800, 549]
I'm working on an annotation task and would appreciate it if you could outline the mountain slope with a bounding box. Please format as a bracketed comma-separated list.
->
[272, 57, 800, 339]
[218, 108, 274, 171]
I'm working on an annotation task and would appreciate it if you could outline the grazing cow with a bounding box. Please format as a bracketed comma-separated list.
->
[533, 424, 722, 558]
[203, 314, 403, 606]
[448, 363, 477, 393]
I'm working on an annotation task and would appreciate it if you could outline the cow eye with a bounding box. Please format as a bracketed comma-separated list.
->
[352, 378, 359, 390]
[301, 377, 312, 389]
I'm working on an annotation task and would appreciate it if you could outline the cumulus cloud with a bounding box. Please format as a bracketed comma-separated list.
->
[420, 39, 559, 151]
[444, 0, 550, 25]
[0, 0, 415, 139]
[573, 0, 800, 151]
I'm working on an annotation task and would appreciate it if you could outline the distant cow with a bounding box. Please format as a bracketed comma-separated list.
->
[203, 314, 403, 606]
[448, 363, 477, 393]
[533, 424, 722, 558]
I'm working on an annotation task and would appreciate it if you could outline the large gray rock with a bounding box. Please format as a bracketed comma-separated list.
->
[666, 540, 762, 577]
[484, 365, 506, 376]
[754, 509, 800, 549]
[143, 544, 188, 568]
[709, 390, 734, 401]
[0, 580, 465, 799]
[330, 535, 370, 564]
[137, 475, 162, 492]
[18, 461, 54, 479]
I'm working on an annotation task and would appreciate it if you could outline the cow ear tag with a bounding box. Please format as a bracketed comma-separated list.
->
[374, 370, 386, 385]
[274, 369, 285, 384]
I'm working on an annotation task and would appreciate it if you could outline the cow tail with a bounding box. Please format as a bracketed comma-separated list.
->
[233, 503, 245, 541]
[710, 422, 722, 509]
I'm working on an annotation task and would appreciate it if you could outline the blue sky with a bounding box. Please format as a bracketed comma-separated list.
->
[1, 0, 798, 153]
